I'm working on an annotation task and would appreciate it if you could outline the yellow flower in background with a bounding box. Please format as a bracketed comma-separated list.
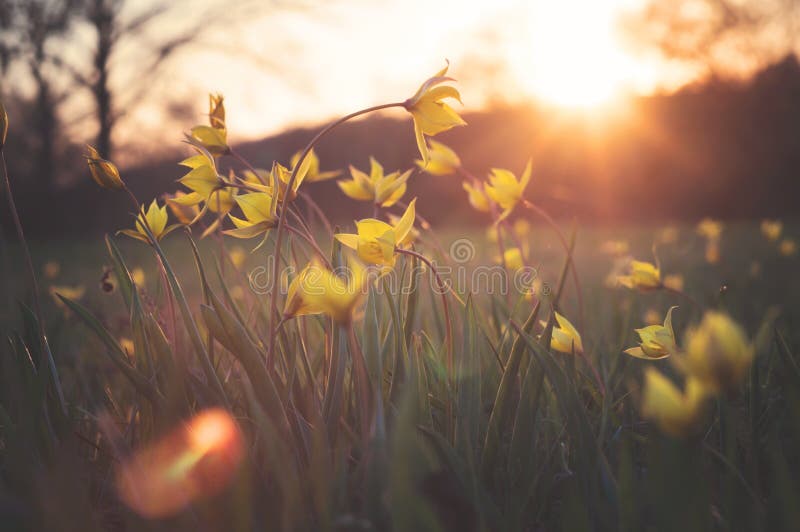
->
[86, 145, 124, 189]
[641, 369, 709, 438]
[617, 260, 661, 291]
[546, 312, 584, 355]
[120, 200, 178, 243]
[463, 181, 492, 213]
[662, 274, 684, 292]
[131, 267, 146, 286]
[338, 158, 411, 207]
[696, 218, 723, 240]
[404, 63, 466, 165]
[704, 239, 720, 264]
[335, 199, 416, 267]
[496, 247, 524, 271]
[657, 225, 679, 245]
[760, 219, 782, 242]
[684, 311, 753, 394]
[292, 258, 370, 325]
[625, 306, 678, 360]
[119, 337, 135, 359]
[643, 308, 661, 326]
[50, 285, 86, 307]
[484, 160, 532, 222]
[415, 139, 461, 176]
[229, 246, 247, 269]
[513, 219, 531, 239]
[779, 238, 797, 256]
[600, 239, 629, 256]
[283, 263, 325, 319]
[290, 148, 340, 183]
[223, 192, 279, 241]
[209, 93, 225, 130]
[43, 261, 60, 280]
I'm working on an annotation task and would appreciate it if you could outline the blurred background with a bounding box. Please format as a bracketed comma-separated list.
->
[1, 0, 799, 235]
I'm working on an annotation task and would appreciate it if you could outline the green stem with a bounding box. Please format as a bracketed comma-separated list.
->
[522, 199, 585, 329]
[266, 102, 405, 367]
[396, 246, 455, 442]
[0, 148, 62, 412]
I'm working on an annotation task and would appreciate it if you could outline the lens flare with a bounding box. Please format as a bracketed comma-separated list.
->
[116, 409, 244, 519]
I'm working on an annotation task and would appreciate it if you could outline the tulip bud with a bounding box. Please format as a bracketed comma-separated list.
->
[685, 311, 753, 394]
[209, 93, 225, 130]
[86, 145, 124, 189]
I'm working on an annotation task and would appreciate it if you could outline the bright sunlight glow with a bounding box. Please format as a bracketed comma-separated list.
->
[510, 0, 653, 109]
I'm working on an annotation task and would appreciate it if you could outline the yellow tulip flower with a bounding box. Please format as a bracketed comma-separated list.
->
[484, 160, 532, 222]
[243, 160, 311, 202]
[760, 219, 782, 242]
[209, 93, 225, 130]
[223, 192, 279, 241]
[684, 311, 753, 394]
[335, 199, 416, 267]
[190, 125, 228, 156]
[283, 263, 326, 319]
[86, 145, 124, 189]
[617, 260, 662, 291]
[178, 150, 224, 201]
[404, 63, 467, 165]
[462, 181, 492, 213]
[641, 369, 710, 438]
[290, 148, 340, 183]
[545, 312, 584, 355]
[338, 158, 411, 208]
[120, 200, 179, 243]
[290, 258, 370, 325]
[415, 140, 461, 176]
[386, 211, 419, 245]
[625, 306, 678, 360]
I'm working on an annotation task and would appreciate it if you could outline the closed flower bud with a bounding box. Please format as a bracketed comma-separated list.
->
[86, 145, 125, 189]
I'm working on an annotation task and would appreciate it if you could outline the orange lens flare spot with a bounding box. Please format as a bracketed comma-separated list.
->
[116, 409, 244, 519]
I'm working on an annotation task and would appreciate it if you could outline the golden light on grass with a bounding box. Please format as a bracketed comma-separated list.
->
[116, 409, 244, 519]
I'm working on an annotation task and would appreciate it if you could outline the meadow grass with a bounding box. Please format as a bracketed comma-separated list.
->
[2, 84, 800, 531]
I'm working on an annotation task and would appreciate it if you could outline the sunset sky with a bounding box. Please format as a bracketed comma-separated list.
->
[10, 0, 772, 157]
[94, 0, 704, 150]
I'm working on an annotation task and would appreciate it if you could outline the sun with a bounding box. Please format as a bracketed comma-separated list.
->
[509, 0, 646, 110]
